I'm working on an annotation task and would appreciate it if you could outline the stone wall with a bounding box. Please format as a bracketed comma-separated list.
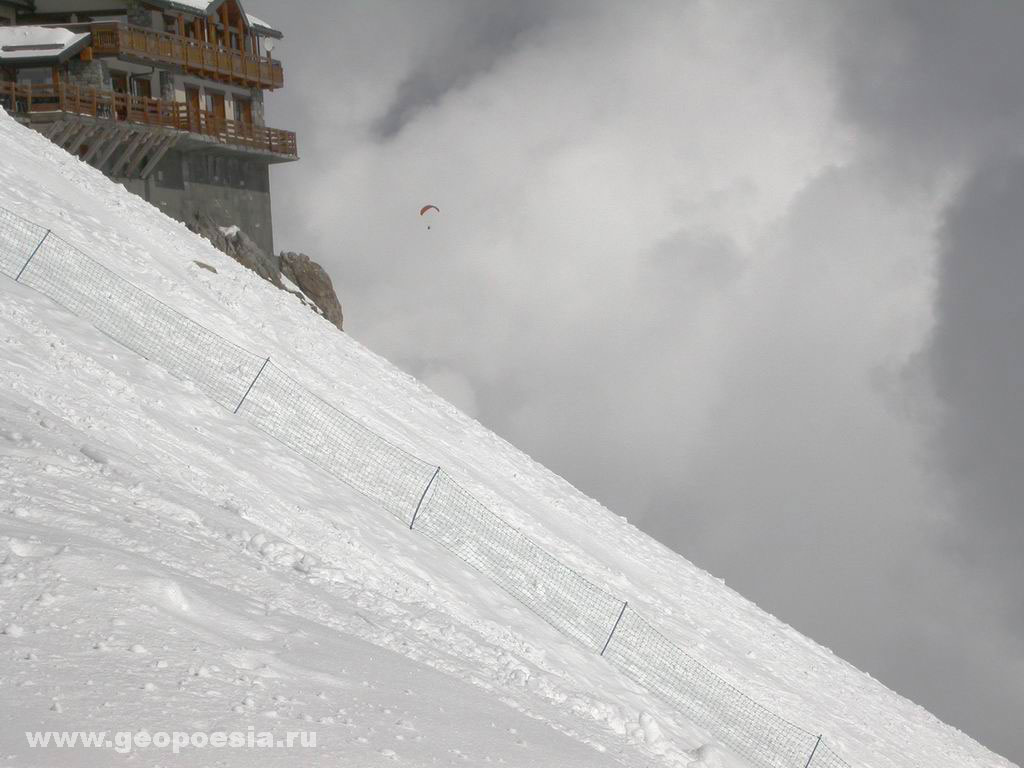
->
[125, 0, 151, 28]
[250, 88, 265, 128]
[159, 70, 174, 101]
[66, 58, 111, 90]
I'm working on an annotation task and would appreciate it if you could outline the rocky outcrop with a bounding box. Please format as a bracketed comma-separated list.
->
[280, 251, 344, 331]
[191, 213, 282, 287]
[188, 214, 344, 331]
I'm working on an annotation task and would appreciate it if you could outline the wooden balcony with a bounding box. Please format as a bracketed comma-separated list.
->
[1, 82, 297, 158]
[89, 22, 284, 90]
[185, 108, 298, 157]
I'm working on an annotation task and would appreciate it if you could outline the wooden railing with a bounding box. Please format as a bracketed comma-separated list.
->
[186, 109, 298, 157]
[0, 81, 183, 125]
[0, 82, 297, 157]
[89, 22, 284, 90]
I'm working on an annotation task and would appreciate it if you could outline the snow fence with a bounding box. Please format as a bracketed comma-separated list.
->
[0, 205, 851, 768]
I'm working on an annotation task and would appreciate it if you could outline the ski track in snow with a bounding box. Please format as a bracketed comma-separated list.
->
[0, 110, 1016, 768]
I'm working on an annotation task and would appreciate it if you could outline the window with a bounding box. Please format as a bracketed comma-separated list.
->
[203, 90, 225, 119]
[16, 68, 51, 85]
[232, 97, 252, 124]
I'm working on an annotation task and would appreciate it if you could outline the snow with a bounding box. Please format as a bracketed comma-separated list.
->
[0, 109, 1017, 768]
[245, 13, 279, 36]
[218, 224, 241, 238]
[163, 0, 211, 9]
[279, 271, 301, 294]
[154, 0, 280, 36]
[161, 0, 221, 15]
[0, 27, 89, 62]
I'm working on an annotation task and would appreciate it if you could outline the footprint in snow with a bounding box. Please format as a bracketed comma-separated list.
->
[7, 539, 64, 559]
[79, 445, 110, 466]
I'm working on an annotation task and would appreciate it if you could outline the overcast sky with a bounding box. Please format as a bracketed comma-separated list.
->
[244, 1, 1024, 761]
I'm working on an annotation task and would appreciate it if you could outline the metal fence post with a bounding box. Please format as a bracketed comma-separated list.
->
[234, 356, 270, 414]
[15, 229, 50, 282]
[601, 601, 628, 656]
[804, 735, 823, 768]
[409, 466, 441, 530]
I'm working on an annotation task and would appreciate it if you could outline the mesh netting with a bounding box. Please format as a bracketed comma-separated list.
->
[809, 742, 851, 768]
[0, 207, 49, 278]
[603, 606, 833, 768]
[0, 204, 851, 768]
[413, 470, 627, 652]
[17, 232, 265, 410]
[238, 361, 439, 521]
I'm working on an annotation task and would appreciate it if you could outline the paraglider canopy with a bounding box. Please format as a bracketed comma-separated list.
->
[420, 204, 439, 229]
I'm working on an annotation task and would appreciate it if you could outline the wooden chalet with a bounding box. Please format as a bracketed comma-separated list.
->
[0, 0, 296, 254]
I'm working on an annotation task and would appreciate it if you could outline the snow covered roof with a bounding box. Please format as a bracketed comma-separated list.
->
[151, 0, 283, 38]
[0, 25, 90, 65]
[244, 12, 280, 38]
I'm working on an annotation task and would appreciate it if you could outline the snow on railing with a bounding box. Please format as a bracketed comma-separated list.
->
[0, 205, 851, 768]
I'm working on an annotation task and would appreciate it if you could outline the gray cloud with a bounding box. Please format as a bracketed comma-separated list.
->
[928, 158, 1024, 620]
[245, 0, 1023, 761]
[825, 4, 1024, 752]
[371, 1, 574, 140]
[832, 0, 1024, 171]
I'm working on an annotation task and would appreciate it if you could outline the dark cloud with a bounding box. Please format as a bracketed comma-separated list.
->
[371, 1, 573, 140]
[833, 0, 1024, 171]
[928, 158, 1024, 618]
[826, 2, 1024, 756]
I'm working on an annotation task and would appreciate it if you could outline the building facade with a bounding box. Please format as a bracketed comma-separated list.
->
[0, 0, 295, 254]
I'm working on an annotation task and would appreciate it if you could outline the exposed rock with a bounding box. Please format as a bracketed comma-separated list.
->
[189, 212, 282, 287]
[188, 214, 344, 332]
[280, 251, 344, 331]
[192, 260, 217, 273]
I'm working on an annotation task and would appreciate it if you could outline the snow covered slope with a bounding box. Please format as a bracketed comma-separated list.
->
[0, 110, 1017, 768]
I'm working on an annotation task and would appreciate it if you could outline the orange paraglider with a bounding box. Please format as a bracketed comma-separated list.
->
[420, 204, 439, 229]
